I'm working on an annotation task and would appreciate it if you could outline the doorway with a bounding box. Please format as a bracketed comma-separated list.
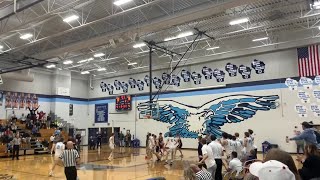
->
[88, 128, 99, 144]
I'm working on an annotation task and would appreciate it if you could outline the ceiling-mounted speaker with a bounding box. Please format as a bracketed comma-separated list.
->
[109, 39, 116, 48]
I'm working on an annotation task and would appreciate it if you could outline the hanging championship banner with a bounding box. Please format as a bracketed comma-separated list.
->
[295, 104, 307, 117]
[100, 81, 107, 92]
[121, 82, 129, 93]
[299, 77, 313, 90]
[171, 75, 181, 87]
[95, 104, 108, 123]
[114, 80, 122, 90]
[251, 59, 265, 74]
[285, 78, 298, 90]
[313, 89, 320, 102]
[181, 69, 191, 82]
[162, 73, 171, 84]
[298, 90, 311, 103]
[136, 80, 145, 91]
[153, 77, 162, 89]
[128, 78, 137, 88]
[225, 63, 238, 77]
[106, 84, 114, 95]
[144, 75, 150, 86]
[310, 104, 320, 117]
[191, 72, 202, 85]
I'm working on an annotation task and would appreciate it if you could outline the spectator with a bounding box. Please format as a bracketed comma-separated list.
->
[46, 114, 52, 129]
[208, 135, 223, 180]
[289, 121, 319, 148]
[11, 133, 21, 160]
[125, 131, 132, 147]
[264, 149, 299, 180]
[249, 160, 295, 180]
[185, 164, 212, 180]
[89, 136, 96, 150]
[197, 136, 206, 169]
[96, 131, 102, 149]
[20, 113, 26, 124]
[294, 126, 304, 154]
[227, 152, 243, 176]
[198, 138, 216, 178]
[119, 131, 124, 147]
[297, 144, 320, 180]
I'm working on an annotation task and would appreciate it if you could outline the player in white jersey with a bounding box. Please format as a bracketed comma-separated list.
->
[164, 133, 178, 165]
[49, 138, 65, 176]
[108, 133, 115, 160]
[244, 132, 254, 155]
[248, 129, 257, 154]
[234, 132, 243, 146]
[232, 136, 243, 161]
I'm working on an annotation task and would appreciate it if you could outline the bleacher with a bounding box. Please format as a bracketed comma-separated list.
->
[0, 119, 68, 157]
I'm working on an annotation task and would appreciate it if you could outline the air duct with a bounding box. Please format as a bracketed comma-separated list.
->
[1, 70, 34, 82]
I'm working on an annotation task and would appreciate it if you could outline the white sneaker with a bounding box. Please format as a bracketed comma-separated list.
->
[49, 170, 54, 177]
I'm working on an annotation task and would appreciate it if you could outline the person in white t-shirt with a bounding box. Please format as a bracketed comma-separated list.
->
[164, 133, 178, 165]
[49, 138, 65, 176]
[209, 135, 224, 180]
[198, 138, 216, 178]
[233, 136, 243, 161]
[227, 152, 243, 177]
[108, 133, 115, 160]
[235, 132, 243, 146]
[244, 132, 254, 155]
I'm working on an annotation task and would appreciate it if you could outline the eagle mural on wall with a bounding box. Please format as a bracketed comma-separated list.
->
[138, 94, 279, 138]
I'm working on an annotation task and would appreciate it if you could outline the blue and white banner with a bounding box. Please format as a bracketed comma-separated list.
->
[225, 63, 238, 77]
[213, 69, 225, 82]
[238, 65, 252, 79]
[251, 59, 265, 74]
[95, 104, 108, 123]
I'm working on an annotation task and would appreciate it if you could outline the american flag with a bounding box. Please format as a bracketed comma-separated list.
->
[297, 45, 320, 77]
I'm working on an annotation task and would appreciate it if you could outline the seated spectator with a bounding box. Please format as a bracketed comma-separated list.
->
[228, 151, 243, 176]
[20, 113, 26, 124]
[297, 144, 320, 180]
[249, 160, 295, 180]
[184, 164, 212, 180]
[244, 149, 257, 166]
[264, 149, 299, 180]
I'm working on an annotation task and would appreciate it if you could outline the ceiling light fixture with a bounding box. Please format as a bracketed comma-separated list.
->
[94, 53, 105, 57]
[63, 60, 73, 65]
[46, 64, 56, 68]
[20, 33, 33, 40]
[97, 68, 106, 71]
[63, 15, 79, 23]
[78, 58, 94, 64]
[100, 57, 120, 62]
[128, 62, 137, 65]
[229, 17, 249, 25]
[312, 1, 320, 9]
[164, 31, 194, 42]
[133, 43, 146, 48]
[81, 71, 90, 74]
[114, 0, 132, 6]
[206, 46, 220, 50]
[252, 37, 269, 42]
[0, 45, 3, 49]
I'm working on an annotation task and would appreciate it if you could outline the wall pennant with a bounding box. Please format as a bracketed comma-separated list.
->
[181, 69, 191, 82]
[299, 77, 313, 90]
[238, 65, 252, 79]
[225, 63, 238, 77]
[295, 104, 307, 117]
[202, 66, 213, 80]
[251, 59, 265, 74]
[121, 82, 129, 93]
[213, 69, 225, 82]
[310, 104, 320, 117]
[297, 90, 311, 103]
[144, 75, 150, 86]
[171, 75, 181, 87]
[100, 81, 107, 92]
[136, 80, 145, 91]
[285, 78, 298, 90]
[114, 80, 122, 90]
[191, 72, 202, 85]
[128, 78, 137, 88]
[162, 73, 171, 84]
[106, 84, 114, 95]
[153, 77, 162, 89]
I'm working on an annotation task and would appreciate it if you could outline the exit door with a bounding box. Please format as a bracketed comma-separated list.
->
[88, 128, 99, 144]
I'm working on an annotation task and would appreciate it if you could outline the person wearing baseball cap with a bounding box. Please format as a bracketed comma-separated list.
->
[289, 121, 319, 148]
[249, 160, 296, 180]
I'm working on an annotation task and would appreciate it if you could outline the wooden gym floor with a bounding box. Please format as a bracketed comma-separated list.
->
[0, 146, 301, 180]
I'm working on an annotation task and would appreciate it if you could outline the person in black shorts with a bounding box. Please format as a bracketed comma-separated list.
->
[153, 134, 161, 162]
[175, 134, 183, 158]
[158, 133, 164, 155]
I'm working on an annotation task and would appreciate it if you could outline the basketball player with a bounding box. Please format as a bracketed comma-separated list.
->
[175, 134, 183, 158]
[248, 129, 257, 154]
[244, 132, 254, 155]
[158, 133, 164, 155]
[164, 132, 178, 165]
[221, 133, 231, 163]
[49, 138, 65, 176]
[108, 133, 115, 160]
[233, 136, 243, 161]
[146, 133, 155, 160]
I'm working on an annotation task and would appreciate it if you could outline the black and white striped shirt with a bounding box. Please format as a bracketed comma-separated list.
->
[59, 149, 80, 167]
[195, 169, 212, 180]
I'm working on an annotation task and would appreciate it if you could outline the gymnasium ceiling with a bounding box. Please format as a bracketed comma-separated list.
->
[0, 0, 319, 78]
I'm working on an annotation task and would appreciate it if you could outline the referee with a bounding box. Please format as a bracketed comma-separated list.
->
[57, 141, 80, 180]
